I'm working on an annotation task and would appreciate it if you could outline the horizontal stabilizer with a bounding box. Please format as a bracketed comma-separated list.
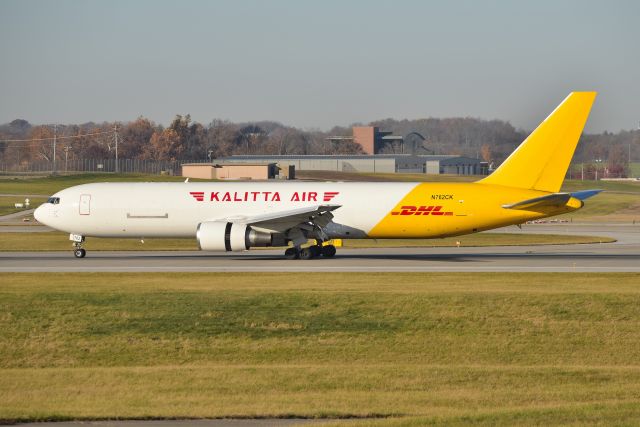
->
[502, 193, 573, 210]
[571, 189, 603, 200]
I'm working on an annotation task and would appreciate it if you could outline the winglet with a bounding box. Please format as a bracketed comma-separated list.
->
[479, 92, 597, 193]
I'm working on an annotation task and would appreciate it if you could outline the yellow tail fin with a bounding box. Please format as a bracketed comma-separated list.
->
[479, 92, 597, 193]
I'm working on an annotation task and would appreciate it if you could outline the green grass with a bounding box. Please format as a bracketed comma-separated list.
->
[0, 196, 46, 216]
[561, 179, 640, 194]
[1, 273, 640, 424]
[324, 402, 640, 426]
[0, 232, 614, 251]
[0, 173, 206, 195]
[557, 180, 640, 222]
[556, 192, 640, 221]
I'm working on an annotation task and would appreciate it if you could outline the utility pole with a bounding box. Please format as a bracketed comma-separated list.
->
[631, 121, 639, 178]
[63, 145, 72, 172]
[114, 124, 119, 173]
[52, 124, 57, 175]
[594, 159, 602, 181]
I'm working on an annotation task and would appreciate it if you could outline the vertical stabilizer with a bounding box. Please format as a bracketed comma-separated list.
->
[479, 92, 597, 193]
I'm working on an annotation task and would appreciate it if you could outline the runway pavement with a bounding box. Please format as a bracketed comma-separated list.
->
[1, 243, 638, 273]
[1, 224, 638, 273]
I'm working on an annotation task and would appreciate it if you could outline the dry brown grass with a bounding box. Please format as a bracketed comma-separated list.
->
[1, 273, 640, 424]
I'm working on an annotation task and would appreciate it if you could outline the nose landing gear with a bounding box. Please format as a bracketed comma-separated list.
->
[70, 234, 86, 258]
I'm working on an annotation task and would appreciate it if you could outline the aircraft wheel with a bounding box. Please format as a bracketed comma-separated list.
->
[74, 248, 86, 258]
[321, 245, 336, 258]
[299, 247, 315, 260]
[284, 247, 299, 260]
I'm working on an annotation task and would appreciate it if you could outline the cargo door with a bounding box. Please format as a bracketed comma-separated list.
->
[79, 194, 91, 215]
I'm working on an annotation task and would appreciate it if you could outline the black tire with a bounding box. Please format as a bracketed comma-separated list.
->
[321, 245, 336, 258]
[299, 248, 314, 260]
[310, 245, 322, 257]
[74, 248, 86, 258]
[284, 247, 299, 260]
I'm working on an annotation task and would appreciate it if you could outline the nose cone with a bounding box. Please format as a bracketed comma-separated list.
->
[34, 204, 47, 225]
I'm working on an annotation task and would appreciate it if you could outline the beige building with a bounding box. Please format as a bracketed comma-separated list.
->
[181, 163, 282, 180]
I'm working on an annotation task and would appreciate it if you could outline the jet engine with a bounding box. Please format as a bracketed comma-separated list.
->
[196, 221, 275, 251]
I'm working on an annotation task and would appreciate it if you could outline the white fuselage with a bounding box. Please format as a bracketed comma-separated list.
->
[34, 182, 417, 239]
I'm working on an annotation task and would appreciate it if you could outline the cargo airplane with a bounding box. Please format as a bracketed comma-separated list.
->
[35, 92, 601, 259]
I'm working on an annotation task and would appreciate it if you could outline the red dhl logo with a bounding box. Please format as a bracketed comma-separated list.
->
[391, 205, 454, 216]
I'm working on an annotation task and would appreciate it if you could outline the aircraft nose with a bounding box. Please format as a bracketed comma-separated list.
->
[34, 204, 47, 224]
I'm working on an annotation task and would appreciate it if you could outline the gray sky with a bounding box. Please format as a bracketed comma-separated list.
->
[1, 0, 638, 133]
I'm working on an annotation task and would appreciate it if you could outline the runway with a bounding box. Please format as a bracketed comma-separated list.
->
[1, 243, 638, 272]
[1, 224, 638, 273]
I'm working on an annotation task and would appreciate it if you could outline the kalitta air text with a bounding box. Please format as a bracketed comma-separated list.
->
[189, 191, 339, 202]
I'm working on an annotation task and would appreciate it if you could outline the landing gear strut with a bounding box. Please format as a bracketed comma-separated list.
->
[71, 235, 86, 258]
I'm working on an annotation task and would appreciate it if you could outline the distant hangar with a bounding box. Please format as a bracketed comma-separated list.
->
[213, 154, 483, 176]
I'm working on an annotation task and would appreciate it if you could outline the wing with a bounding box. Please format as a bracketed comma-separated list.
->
[221, 204, 341, 233]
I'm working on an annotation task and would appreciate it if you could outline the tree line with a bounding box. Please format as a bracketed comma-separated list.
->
[1, 115, 637, 177]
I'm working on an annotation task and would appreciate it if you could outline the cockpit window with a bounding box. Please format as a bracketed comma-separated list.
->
[47, 197, 60, 204]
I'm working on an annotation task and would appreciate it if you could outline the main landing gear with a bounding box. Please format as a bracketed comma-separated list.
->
[284, 243, 337, 260]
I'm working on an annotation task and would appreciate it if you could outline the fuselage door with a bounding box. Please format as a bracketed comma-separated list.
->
[79, 194, 91, 215]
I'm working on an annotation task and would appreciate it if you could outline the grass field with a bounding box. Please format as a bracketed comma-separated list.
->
[0, 231, 615, 251]
[0, 196, 46, 216]
[556, 192, 640, 222]
[1, 273, 640, 425]
[0, 173, 204, 195]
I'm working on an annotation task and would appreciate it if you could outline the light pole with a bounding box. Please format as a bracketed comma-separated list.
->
[632, 121, 640, 178]
[113, 124, 119, 173]
[594, 159, 603, 181]
[63, 145, 72, 173]
[52, 124, 57, 175]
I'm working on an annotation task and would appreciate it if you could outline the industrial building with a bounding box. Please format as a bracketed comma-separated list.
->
[182, 162, 284, 180]
[326, 126, 405, 155]
[220, 155, 482, 175]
